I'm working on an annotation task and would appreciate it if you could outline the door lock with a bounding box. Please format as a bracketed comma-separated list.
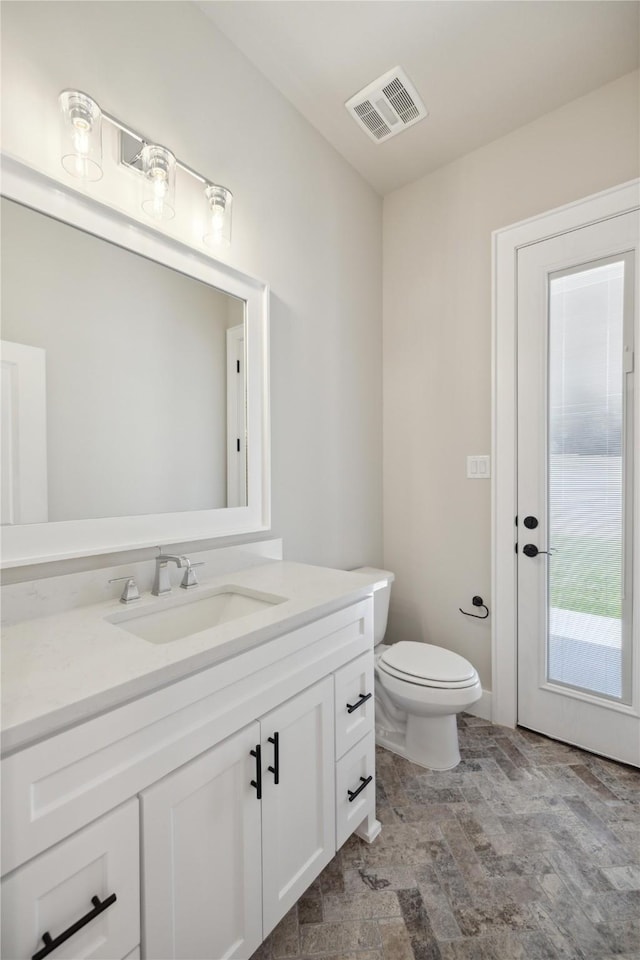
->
[523, 516, 539, 529]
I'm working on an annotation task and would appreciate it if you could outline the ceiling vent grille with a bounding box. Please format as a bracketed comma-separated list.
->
[345, 67, 428, 144]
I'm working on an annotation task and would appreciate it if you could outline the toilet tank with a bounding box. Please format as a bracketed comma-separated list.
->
[351, 566, 395, 645]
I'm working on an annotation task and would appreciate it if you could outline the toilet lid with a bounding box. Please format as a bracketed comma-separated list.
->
[378, 641, 478, 688]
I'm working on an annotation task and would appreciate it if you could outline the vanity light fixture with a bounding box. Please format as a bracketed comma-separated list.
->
[57, 90, 232, 245]
[203, 183, 232, 248]
[141, 143, 176, 221]
[59, 90, 103, 182]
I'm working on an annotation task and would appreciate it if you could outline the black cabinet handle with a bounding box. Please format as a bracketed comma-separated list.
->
[32, 893, 117, 960]
[250, 744, 262, 799]
[346, 692, 372, 714]
[268, 732, 279, 785]
[347, 775, 373, 803]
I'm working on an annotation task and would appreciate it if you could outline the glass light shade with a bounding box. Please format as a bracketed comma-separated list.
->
[59, 90, 103, 181]
[141, 144, 176, 220]
[203, 184, 232, 247]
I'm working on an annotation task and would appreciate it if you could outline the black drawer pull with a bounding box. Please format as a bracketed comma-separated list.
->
[250, 744, 262, 799]
[32, 893, 117, 960]
[347, 775, 373, 803]
[268, 732, 280, 785]
[346, 692, 372, 714]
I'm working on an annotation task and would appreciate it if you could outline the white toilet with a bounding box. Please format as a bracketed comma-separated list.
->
[354, 567, 482, 771]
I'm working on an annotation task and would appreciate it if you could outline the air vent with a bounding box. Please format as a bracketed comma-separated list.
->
[345, 67, 428, 144]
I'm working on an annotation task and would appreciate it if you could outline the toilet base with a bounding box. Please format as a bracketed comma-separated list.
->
[375, 713, 461, 771]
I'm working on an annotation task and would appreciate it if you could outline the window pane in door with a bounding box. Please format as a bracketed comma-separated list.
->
[547, 260, 628, 700]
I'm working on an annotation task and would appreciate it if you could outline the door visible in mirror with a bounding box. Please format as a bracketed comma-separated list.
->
[0, 197, 248, 524]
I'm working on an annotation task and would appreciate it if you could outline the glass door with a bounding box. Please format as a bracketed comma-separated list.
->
[547, 257, 633, 703]
[517, 211, 639, 765]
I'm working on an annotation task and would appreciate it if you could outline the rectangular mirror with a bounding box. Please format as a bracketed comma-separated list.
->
[0, 156, 270, 567]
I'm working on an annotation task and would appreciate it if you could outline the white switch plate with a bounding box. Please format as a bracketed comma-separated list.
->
[467, 455, 491, 479]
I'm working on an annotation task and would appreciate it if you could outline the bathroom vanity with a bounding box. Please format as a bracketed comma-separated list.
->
[1, 560, 382, 960]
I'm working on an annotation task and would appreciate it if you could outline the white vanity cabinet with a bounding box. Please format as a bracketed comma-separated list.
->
[1, 597, 378, 960]
[141, 677, 335, 959]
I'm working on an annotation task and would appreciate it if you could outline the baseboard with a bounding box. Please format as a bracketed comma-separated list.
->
[464, 689, 493, 722]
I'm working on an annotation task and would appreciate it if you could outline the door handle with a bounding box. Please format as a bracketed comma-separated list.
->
[523, 543, 556, 558]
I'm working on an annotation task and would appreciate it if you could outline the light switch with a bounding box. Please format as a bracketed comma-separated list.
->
[467, 455, 490, 479]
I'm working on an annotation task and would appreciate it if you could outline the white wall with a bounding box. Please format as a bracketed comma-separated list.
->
[0, 1, 383, 576]
[383, 71, 640, 691]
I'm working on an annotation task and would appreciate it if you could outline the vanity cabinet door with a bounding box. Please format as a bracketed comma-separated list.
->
[260, 676, 335, 936]
[140, 722, 262, 960]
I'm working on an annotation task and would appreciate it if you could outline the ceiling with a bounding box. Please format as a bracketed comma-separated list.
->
[197, 1, 640, 195]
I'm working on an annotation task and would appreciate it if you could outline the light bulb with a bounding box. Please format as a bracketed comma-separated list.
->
[151, 174, 168, 218]
[71, 120, 91, 177]
[72, 128, 90, 155]
[211, 205, 225, 227]
[209, 203, 226, 237]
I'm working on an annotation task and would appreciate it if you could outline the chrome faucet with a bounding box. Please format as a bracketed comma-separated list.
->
[152, 552, 188, 596]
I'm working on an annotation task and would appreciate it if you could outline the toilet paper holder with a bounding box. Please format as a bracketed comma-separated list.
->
[459, 596, 489, 619]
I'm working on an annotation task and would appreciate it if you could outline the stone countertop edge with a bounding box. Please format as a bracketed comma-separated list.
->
[1, 562, 386, 756]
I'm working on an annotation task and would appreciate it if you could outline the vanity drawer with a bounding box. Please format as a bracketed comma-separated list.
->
[335, 730, 376, 849]
[1, 799, 140, 960]
[334, 652, 375, 759]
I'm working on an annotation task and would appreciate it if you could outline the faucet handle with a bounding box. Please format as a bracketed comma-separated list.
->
[109, 576, 141, 604]
[180, 561, 205, 590]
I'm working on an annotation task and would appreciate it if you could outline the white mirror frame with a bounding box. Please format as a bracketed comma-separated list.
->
[0, 154, 270, 567]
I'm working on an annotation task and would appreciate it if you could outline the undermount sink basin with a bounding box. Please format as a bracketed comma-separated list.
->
[107, 586, 286, 644]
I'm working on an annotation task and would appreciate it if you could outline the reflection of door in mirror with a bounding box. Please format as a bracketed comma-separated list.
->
[226, 325, 247, 507]
[1, 341, 48, 524]
[0, 197, 247, 523]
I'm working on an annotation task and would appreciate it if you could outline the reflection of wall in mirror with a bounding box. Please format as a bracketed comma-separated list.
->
[0, 197, 245, 522]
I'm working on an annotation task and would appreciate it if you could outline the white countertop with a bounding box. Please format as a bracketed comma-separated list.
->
[1, 561, 385, 755]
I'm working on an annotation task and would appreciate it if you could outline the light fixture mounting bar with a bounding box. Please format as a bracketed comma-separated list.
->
[117, 128, 145, 172]
[114, 120, 207, 185]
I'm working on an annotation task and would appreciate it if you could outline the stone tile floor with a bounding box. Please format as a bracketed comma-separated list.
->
[251, 715, 640, 960]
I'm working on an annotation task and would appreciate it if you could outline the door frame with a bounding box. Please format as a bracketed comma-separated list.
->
[226, 324, 246, 508]
[491, 179, 640, 729]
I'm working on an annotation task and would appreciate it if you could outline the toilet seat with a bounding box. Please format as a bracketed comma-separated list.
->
[377, 641, 478, 690]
